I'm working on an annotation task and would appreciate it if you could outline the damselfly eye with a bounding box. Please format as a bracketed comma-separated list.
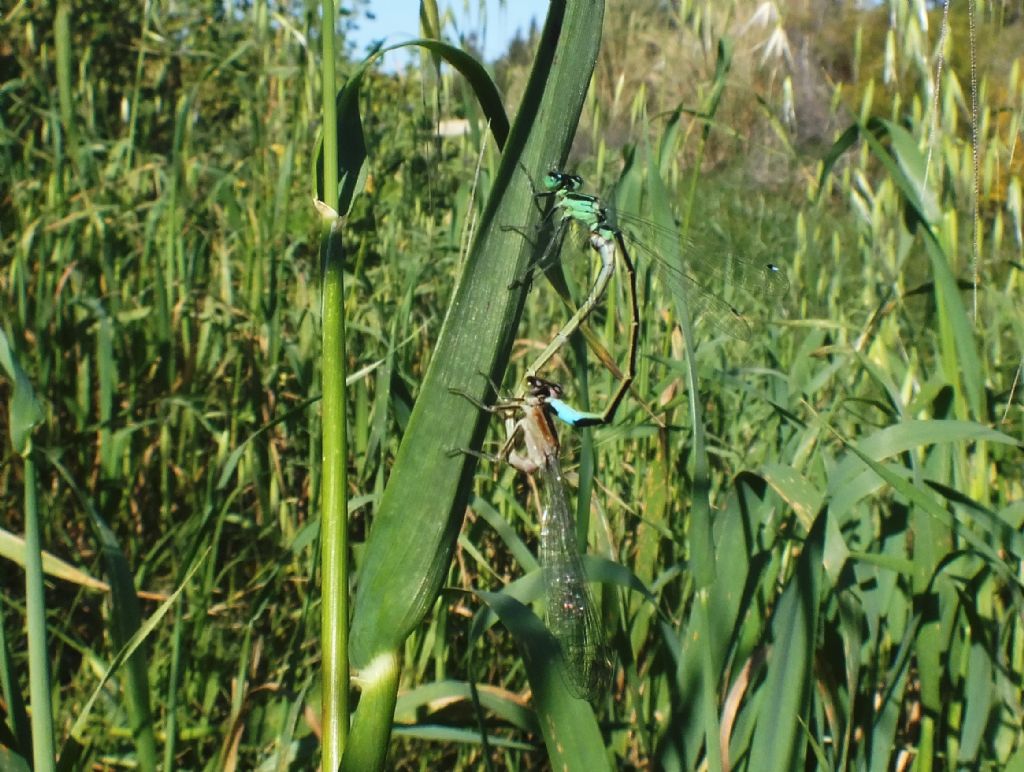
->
[544, 170, 583, 193]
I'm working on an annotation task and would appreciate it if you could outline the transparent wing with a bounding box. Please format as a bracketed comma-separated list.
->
[537, 455, 612, 701]
[610, 209, 790, 341]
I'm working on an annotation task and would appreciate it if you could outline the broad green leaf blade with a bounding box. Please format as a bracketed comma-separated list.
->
[394, 680, 535, 733]
[348, 0, 605, 670]
[387, 39, 510, 148]
[920, 222, 985, 421]
[761, 461, 824, 529]
[862, 117, 940, 226]
[341, 651, 400, 772]
[317, 37, 509, 216]
[0, 527, 108, 592]
[0, 747, 30, 772]
[391, 724, 534, 750]
[345, 4, 607, 767]
[828, 420, 1018, 524]
[815, 123, 860, 202]
[0, 328, 43, 455]
[746, 512, 825, 770]
[958, 625, 994, 764]
[477, 591, 612, 772]
[829, 425, 1020, 586]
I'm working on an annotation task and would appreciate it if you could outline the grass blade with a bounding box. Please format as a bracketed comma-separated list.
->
[477, 590, 611, 772]
[746, 513, 825, 770]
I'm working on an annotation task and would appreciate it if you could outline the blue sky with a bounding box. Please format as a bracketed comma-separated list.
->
[346, 0, 550, 67]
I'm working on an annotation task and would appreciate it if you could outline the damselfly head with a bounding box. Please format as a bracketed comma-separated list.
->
[526, 375, 564, 400]
[544, 170, 583, 193]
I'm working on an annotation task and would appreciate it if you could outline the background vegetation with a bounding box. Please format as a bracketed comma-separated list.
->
[1, 0, 1022, 768]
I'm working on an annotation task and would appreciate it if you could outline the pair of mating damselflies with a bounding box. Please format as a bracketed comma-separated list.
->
[463, 169, 788, 700]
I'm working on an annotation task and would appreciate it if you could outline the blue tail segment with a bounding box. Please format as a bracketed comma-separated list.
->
[547, 398, 605, 429]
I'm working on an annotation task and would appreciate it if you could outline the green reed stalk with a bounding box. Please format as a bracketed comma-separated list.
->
[319, 0, 350, 766]
[2, 330, 52, 768]
[23, 454, 55, 772]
